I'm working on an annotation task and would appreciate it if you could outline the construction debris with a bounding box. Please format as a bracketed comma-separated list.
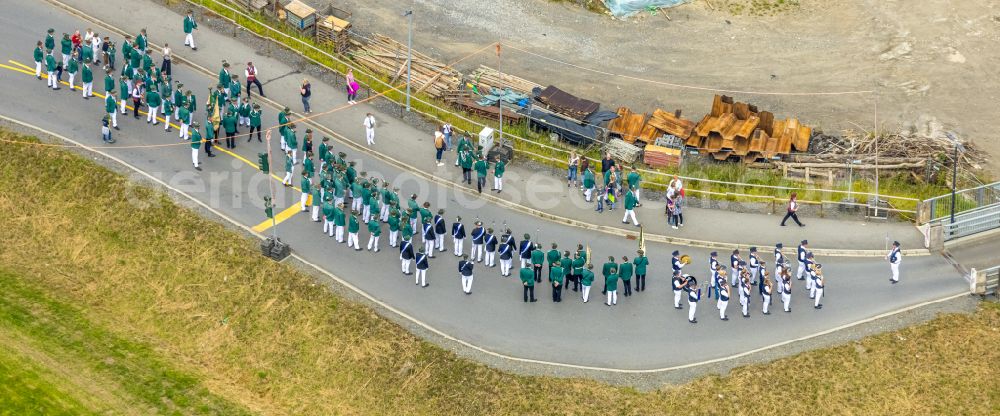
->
[604, 138, 642, 164]
[643, 144, 682, 168]
[349, 34, 461, 99]
[811, 130, 987, 171]
[534, 85, 600, 121]
[687, 95, 812, 163]
[608, 107, 696, 147]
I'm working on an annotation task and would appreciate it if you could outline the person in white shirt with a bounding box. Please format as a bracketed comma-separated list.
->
[887, 241, 902, 284]
[363, 113, 376, 146]
[781, 192, 805, 227]
[161, 44, 172, 76]
[90, 34, 102, 64]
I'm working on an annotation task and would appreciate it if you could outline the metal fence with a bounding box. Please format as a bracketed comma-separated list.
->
[924, 181, 1000, 223]
[941, 203, 1000, 241]
[970, 265, 1000, 296]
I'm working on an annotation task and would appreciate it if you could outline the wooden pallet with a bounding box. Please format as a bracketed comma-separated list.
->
[316, 15, 351, 53]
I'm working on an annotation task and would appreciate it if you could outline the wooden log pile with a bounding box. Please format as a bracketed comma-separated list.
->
[466, 65, 541, 96]
[687, 95, 811, 163]
[350, 34, 461, 99]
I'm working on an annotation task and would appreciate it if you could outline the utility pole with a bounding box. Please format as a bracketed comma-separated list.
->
[403, 10, 413, 112]
[945, 131, 964, 224]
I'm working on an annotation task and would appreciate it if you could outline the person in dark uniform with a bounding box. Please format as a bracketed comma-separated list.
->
[470, 221, 485, 262]
[483, 228, 497, 267]
[399, 236, 414, 275]
[499, 230, 514, 276]
[415, 247, 430, 287]
[519, 234, 533, 270]
[717, 279, 730, 321]
[551, 260, 564, 302]
[451, 215, 466, 256]
[748, 246, 761, 285]
[459, 254, 474, 294]
[421, 217, 436, 258]
[672, 270, 685, 309]
[433, 209, 447, 253]
[520, 265, 537, 302]
[707, 252, 720, 299]
[686, 279, 701, 323]
[796, 240, 809, 280]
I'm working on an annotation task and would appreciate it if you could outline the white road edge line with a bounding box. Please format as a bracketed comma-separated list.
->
[0, 113, 971, 374]
[37, 0, 928, 258]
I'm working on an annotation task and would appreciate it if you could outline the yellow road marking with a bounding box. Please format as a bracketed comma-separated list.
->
[5, 59, 305, 229]
[252, 195, 311, 232]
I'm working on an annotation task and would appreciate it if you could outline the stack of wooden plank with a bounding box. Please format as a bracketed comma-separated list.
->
[234, 0, 270, 13]
[643, 144, 682, 168]
[687, 95, 811, 162]
[350, 34, 461, 99]
[316, 15, 351, 54]
[467, 65, 541, 96]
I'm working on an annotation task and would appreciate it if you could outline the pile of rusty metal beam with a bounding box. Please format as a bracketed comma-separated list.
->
[607, 107, 696, 147]
[349, 34, 461, 99]
[687, 95, 811, 162]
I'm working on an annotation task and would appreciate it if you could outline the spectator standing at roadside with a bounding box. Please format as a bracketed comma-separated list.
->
[300, 78, 312, 114]
[345, 68, 358, 104]
[567, 150, 579, 188]
[160, 43, 172, 76]
[600, 152, 614, 176]
[433, 128, 446, 166]
[780, 192, 805, 227]
[363, 112, 376, 146]
[245, 62, 264, 97]
[442, 122, 453, 151]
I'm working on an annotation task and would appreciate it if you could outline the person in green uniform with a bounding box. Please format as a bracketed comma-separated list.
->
[218, 61, 232, 95]
[161, 94, 174, 132]
[333, 203, 347, 243]
[400, 213, 413, 242]
[622, 187, 639, 226]
[66, 52, 79, 90]
[492, 156, 505, 192]
[284, 124, 298, 164]
[458, 148, 473, 184]
[605, 264, 619, 306]
[45, 29, 56, 56]
[582, 166, 596, 202]
[44, 51, 58, 89]
[135, 29, 148, 55]
[106, 39, 117, 71]
[60, 33, 72, 67]
[104, 91, 119, 129]
[571, 252, 585, 293]
[145, 84, 161, 124]
[618, 256, 633, 297]
[581, 264, 595, 303]
[602, 256, 617, 296]
[310, 183, 322, 222]
[520, 266, 537, 303]
[455, 135, 471, 166]
[551, 261, 564, 303]
[80, 61, 94, 98]
[303, 153, 315, 178]
[546, 243, 561, 281]
[34, 41, 45, 79]
[474, 155, 489, 194]
[300, 170, 312, 212]
[177, 102, 191, 140]
[531, 243, 545, 283]
[237, 96, 251, 128]
[279, 150, 293, 186]
[203, 118, 216, 157]
[172, 82, 185, 119]
[186, 90, 197, 114]
[633, 249, 649, 292]
[229, 74, 241, 100]
[222, 111, 237, 149]
[627, 168, 642, 205]
[103, 70, 114, 96]
[388, 209, 401, 247]
[347, 210, 361, 250]
[141, 50, 153, 74]
[322, 196, 336, 236]
[366, 217, 382, 252]
[248, 103, 262, 142]
[189, 122, 202, 171]
[183, 10, 198, 50]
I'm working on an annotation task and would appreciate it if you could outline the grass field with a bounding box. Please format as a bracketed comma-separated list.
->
[1, 128, 998, 415]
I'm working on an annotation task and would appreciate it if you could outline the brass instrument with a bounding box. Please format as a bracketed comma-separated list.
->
[679, 254, 691, 265]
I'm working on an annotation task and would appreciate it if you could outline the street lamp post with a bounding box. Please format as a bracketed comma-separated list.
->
[945, 131, 964, 224]
[403, 10, 413, 112]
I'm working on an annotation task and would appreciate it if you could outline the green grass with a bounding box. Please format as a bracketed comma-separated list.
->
[2, 128, 1000, 414]
[188, 0, 963, 211]
[724, 0, 802, 16]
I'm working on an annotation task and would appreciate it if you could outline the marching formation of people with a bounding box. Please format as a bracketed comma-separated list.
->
[28, 17, 906, 325]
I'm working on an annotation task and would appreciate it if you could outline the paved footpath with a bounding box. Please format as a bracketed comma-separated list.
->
[0, 0, 973, 372]
[50, 0, 927, 254]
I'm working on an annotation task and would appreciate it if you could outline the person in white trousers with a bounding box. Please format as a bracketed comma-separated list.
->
[189, 122, 202, 171]
[335, 205, 346, 243]
[363, 113, 376, 146]
[717, 281, 730, 320]
[299, 172, 311, 212]
[796, 240, 809, 280]
[366, 218, 381, 253]
[687, 283, 700, 324]
[483, 230, 496, 267]
[414, 248, 429, 287]
[346, 211, 360, 250]
[451, 216, 465, 256]
[781, 275, 792, 312]
[739, 276, 751, 318]
[459, 255, 474, 294]
[105, 92, 118, 129]
[813, 267, 825, 309]
[581, 264, 594, 303]
[400, 237, 414, 275]
[806, 253, 817, 298]
[887, 241, 901, 284]
[183, 11, 198, 50]
[761, 275, 772, 315]
[672, 272, 686, 309]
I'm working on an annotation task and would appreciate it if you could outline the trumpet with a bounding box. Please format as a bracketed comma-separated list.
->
[679, 254, 691, 265]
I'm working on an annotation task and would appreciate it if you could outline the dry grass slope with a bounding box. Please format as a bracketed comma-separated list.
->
[0, 128, 998, 415]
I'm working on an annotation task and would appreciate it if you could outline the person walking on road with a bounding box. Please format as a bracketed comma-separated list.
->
[104, 91, 119, 130]
[887, 241, 901, 284]
[34, 41, 45, 79]
[189, 121, 202, 171]
[183, 10, 198, 50]
[551, 260, 564, 302]
[300, 79, 312, 114]
[604, 264, 619, 306]
[399, 235, 414, 275]
[717, 279, 730, 321]
[581, 263, 594, 303]
[531, 244, 544, 283]
[780, 192, 805, 227]
[687, 280, 700, 323]
[363, 112, 376, 146]
[345, 68, 358, 104]
[414, 247, 429, 287]
[474, 155, 489, 194]
[434, 128, 446, 166]
[672, 271, 685, 309]
[367, 216, 382, 253]
[796, 240, 809, 280]
[459, 254, 474, 294]
[451, 216, 466, 256]
[520, 265, 537, 302]
[161, 43, 172, 76]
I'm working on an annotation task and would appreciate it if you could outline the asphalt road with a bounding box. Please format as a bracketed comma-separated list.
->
[0, 1, 972, 371]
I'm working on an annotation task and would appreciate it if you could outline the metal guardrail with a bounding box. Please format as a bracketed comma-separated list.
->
[924, 181, 1000, 223]
[942, 203, 1000, 241]
[970, 265, 1000, 296]
[194, 0, 920, 211]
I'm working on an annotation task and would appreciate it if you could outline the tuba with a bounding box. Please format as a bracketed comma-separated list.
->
[679, 254, 691, 265]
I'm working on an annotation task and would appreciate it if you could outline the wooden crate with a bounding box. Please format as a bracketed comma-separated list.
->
[316, 15, 351, 53]
[283, 0, 316, 31]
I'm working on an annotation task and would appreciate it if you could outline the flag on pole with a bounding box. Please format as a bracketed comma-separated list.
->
[638, 225, 646, 253]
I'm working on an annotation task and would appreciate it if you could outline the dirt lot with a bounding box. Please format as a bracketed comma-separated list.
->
[332, 0, 999, 172]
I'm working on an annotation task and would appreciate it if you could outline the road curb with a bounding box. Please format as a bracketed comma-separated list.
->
[41, 0, 929, 258]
